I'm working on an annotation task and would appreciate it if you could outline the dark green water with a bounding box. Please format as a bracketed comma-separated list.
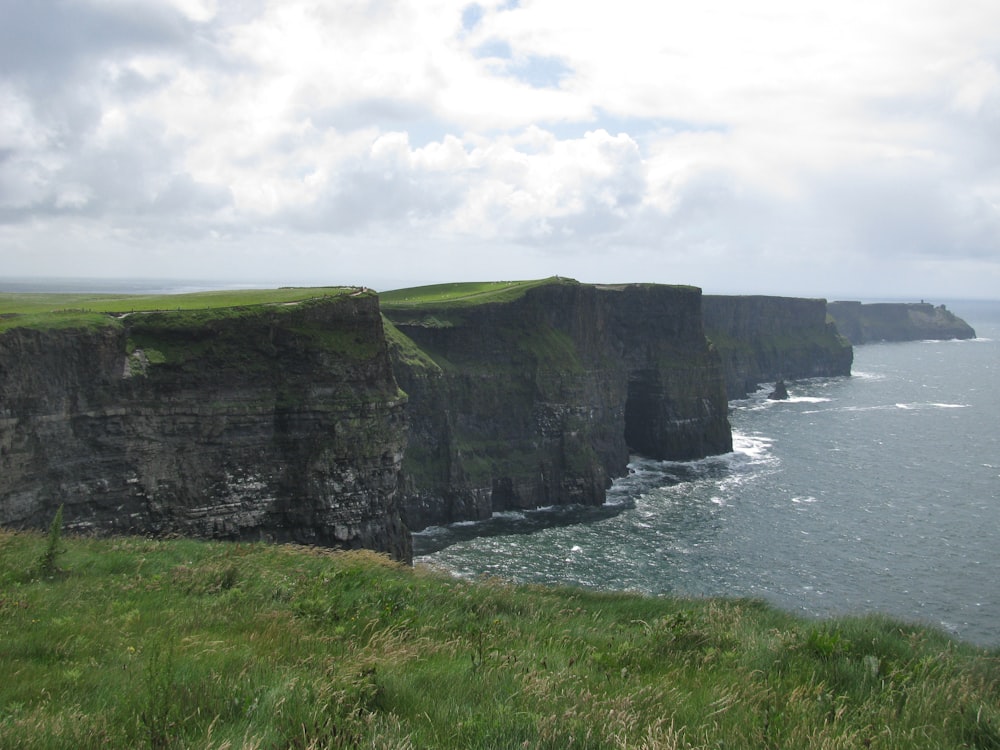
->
[416, 303, 1000, 647]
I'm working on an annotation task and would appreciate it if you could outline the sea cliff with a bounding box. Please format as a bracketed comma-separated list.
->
[2, 281, 862, 555]
[0, 291, 411, 561]
[382, 279, 733, 530]
[827, 301, 977, 344]
[703, 295, 854, 399]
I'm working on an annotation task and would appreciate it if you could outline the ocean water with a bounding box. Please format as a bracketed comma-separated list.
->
[415, 302, 1000, 647]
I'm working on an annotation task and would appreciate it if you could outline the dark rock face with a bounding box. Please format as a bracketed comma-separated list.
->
[827, 301, 976, 344]
[0, 294, 411, 562]
[703, 296, 854, 399]
[384, 281, 733, 531]
[768, 380, 789, 400]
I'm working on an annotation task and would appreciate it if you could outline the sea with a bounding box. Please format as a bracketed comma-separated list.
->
[415, 300, 1000, 649]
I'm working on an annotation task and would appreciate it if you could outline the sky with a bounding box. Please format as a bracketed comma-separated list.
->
[2, 0, 1000, 299]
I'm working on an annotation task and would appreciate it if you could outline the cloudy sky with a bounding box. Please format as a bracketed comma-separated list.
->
[2, 0, 1000, 298]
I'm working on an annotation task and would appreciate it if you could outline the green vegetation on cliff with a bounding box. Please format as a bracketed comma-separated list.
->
[3, 531, 997, 749]
[0, 287, 356, 333]
[379, 277, 571, 309]
[381, 317, 442, 373]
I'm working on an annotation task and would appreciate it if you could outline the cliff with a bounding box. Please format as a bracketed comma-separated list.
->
[827, 301, 977, 344]
[0, 291, 411, 561]
[702, 296, 854, 399]
[2, 283, 869, 553]
[381, 279, 732, 530]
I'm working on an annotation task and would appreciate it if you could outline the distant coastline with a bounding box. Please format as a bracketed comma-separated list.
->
[0, 277, 268, 295]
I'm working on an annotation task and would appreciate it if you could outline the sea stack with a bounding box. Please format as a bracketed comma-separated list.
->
[768, 380, 790, 400]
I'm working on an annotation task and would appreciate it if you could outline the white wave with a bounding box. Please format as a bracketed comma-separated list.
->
[851, 371, 887, 381]
[894, 401, 969, 411]
[412, 525, 447, 537]
[603, 494, 634, 508]
[938, 620, 962, 636]
[733, 432, 774, 460]
[493, 510, 529, 520]
[738, 402, 774, 412]
[792, 496, 818, 504]
[786, 396, 832, 404]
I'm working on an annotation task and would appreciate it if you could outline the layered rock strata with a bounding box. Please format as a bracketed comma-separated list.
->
[0, 293, 411, 561]
[383, 280, 733, 531]
[703, 295, 854, 399]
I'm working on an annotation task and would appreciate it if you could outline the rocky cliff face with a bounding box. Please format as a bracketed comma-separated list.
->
[827, 301, 977, 344]
[383, 280, 732, 530]
[702, 296, 854, 399]
[0, 293, 411, 561]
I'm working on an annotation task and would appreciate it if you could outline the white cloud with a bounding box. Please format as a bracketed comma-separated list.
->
[2, 0, 1000, 299]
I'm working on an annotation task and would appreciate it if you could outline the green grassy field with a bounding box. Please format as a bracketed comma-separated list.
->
[2, 529, 997, 749]
[0, 287, 355, 332]
[378, 278, 571, 309]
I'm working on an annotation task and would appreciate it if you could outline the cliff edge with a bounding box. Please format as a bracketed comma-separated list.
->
[382, 279, 733, 530]
[4, 282, 863, 555]
[0, 291, 411, 561]
[827, 301, 977, 344]
[703, 296, 854, 399]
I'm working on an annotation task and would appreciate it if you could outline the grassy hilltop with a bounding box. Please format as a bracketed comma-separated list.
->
[0, 287, 355, 332]
[2, 530, 998, 749]
[378, 277, 697, 310]
[379, 278, 565, 308]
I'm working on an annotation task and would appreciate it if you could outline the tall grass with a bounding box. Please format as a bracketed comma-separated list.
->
[1, 530, 997, 748]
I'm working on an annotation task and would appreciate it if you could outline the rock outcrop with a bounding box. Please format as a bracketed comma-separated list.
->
[703, 296, 854, 399]
[827, 301, 976, 344]
[768, 380, 790, 400]
[0, 293, 412, 561]
[382, 279, 733, 531]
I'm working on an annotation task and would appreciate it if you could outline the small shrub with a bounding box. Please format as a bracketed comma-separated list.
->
[36, 505, 65, 578]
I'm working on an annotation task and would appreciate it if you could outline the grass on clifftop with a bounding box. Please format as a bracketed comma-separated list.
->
[2, 530, 999, 749]
[379, 277, 574, 309]
[0, 287, 357, 332]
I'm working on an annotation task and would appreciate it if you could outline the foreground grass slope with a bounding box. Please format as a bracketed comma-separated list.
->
[2, 531, 998, 749]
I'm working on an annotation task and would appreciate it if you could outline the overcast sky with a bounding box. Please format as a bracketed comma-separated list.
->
[2, 0, 999, 298]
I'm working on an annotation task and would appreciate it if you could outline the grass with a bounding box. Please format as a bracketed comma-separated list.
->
[0, 287, 356, 333]
[378, 277, 573, 309]
[1, 287, 387, 369]
[2, 530, 998, 749]
[381, 317, 442, 374]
